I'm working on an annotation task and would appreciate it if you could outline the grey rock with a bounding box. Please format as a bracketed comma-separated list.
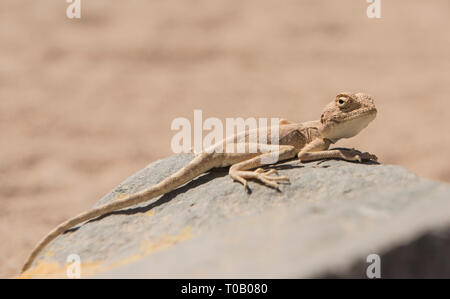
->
[29, 154, 450, 278]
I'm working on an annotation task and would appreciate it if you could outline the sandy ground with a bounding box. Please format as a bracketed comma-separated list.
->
[1, 1, 449, 278]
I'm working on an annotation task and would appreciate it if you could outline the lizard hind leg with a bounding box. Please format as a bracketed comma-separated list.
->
[228, 145, 296, 190]
[230, 169, 289, 190]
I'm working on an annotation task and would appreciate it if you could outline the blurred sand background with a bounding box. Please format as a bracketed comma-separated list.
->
[1, 0, 449, 277]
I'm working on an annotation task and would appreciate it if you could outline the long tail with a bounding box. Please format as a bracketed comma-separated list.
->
[21, 153, 215, 273]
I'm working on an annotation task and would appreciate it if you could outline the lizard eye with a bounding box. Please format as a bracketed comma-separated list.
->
[337, 97, 347, 106]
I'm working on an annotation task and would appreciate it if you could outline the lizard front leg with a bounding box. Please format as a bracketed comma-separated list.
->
[228, 144, 297, 190]
[297, 138, 378, 162]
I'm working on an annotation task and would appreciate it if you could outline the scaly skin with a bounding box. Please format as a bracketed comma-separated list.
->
[21, 92, 378, 273]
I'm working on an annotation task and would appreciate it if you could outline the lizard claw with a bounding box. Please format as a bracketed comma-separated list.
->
[230, 169, 289, 190]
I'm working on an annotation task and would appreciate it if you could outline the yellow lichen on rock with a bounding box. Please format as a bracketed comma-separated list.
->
[18, 260, 103, 279]
[18, 226, 193, 279]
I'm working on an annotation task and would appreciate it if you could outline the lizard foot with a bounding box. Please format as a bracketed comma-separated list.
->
[230, 168, 290, 190]
[340, 149, 378, 162]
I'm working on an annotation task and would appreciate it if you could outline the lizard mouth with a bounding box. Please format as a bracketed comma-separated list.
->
[332, 106, 377, 123]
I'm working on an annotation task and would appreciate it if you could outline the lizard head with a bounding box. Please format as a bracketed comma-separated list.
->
[319, 92, 377, 140]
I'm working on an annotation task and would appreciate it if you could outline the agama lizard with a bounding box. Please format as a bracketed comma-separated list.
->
[21, 92, 378, 273]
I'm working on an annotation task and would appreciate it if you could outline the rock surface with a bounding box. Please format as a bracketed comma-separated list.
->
[22, 154, 450, 278]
